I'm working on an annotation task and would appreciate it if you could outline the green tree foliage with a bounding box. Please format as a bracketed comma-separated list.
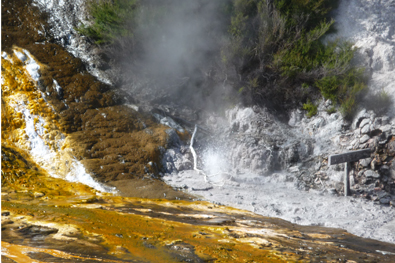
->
[225, 0, 366, 118]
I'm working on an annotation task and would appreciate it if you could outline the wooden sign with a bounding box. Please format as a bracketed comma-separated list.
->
[328, 149, 372, 165]
[328, 148, 372, 196]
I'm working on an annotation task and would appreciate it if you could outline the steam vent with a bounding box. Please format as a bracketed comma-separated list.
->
[2, 0, 395, 262]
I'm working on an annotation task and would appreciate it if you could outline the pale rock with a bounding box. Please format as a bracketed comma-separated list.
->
[352, 110, 369, 130]
[358, 170, 365, 177]
[359, 158, 372, 167]
[359, 135, 370, 143]
[350, 139, 359, 149]
[390, 163, 395, 179]
[365, 170, 380, 179]
[359, 118, 370, 129]
[380, 124, 392, 133]
[361, 124, 370, 134]
[350, 175, 355, 187]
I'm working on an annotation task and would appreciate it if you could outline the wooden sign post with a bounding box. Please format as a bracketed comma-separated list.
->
[328, 149, 372, 196]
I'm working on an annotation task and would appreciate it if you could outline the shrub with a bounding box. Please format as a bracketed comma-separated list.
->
[303, 99, 318, 118]
[78, 0, 138, 45]
[363, 90, 393, 115]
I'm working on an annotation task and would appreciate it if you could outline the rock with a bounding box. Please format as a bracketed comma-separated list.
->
[380, 124, 392, 133]
[379, 165, 390, 175]
[359, 118, 370, 129]
[176, 160, 192, 171]
[361, 124, 370, 134]
[373, 118, 382, 129]
[288, 109, 304, 127]
[382, 116, 390, 125]
[165, 129, 181, 148]
[364, 170, 380, 179]
[358, 170, 365, 177]
[359, 158, 372, 167]
[352, 110, 369, 130]
[359, 135, 370, 144]
[153, 114, 184, 133]
[379, 195, 392, 205]
[379, 132, 390, 145]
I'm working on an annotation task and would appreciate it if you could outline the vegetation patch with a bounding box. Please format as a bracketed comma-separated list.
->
[224, 0, 366, 118]
[77, 0, 138, 45]
[302, 100, 318, 118]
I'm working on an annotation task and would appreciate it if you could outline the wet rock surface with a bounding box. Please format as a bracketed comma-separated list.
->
[3, 183, 395, 262]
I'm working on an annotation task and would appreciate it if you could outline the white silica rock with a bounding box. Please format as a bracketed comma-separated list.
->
[65, 160, 117, 193]
[14, 49, 41, 82]
[327, 0, 395, 115]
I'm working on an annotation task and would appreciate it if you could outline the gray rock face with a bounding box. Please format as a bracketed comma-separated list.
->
[222, 106, 316, 175]
[327, 0, 395, 115]
[199, 103, 395, 202]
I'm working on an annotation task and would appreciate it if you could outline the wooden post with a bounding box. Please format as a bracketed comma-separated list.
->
[344, 162, 351, 196]
[328, 149, 371, 197]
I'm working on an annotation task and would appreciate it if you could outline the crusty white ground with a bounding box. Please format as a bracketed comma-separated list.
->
[163, 170, 395, 244]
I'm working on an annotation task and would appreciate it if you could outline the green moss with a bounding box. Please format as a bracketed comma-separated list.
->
[77, 0, 138, 45]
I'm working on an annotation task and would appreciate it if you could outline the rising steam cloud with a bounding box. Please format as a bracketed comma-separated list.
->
[123, 0, 232, 110]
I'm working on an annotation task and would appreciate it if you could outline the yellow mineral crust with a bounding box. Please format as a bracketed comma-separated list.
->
[1, 241, 126, 263]
[3, 193, 395, 262]
[2, 49, 62, 155]
[1, 49, 118, 193]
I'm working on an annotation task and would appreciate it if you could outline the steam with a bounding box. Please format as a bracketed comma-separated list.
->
[137, 1, 224, 77]
[202, 147, 232, 184]
[124, 0, 232, 110]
